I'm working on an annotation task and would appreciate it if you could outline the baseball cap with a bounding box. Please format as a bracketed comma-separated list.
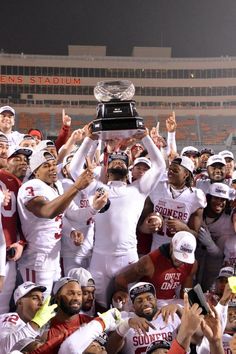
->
[108, 152, 129, 167]
[62, 153, 74, 168]
[171, 156, 194, 174]
[36, 140, 56, 151]
[228, 299, 236, 307]
[29, 150, 55, 173]
[0, 105, 15, 116]
[22, 134, 36, 141]
[206, 154, 226, 167]
[28, 129, 43, 140]
[208, 182, 230, 200]
[146, 340, 171, 353]
[217, 266, 234, 279]
[13, 281, 46, 304]
[94, 332, 108, 347]
[53, 277, 80, 295]
[200, 147, 214, 156]
[129, 282, 156, 303]
[172, 231, 196, 264]
[67, 268, 95, 287]
[133, 157, 152, 169]
[219, 150, 234, 160]
[8, 146, 33, 159]
[0, 133, 8, 144]
[181, 146, 199, 157]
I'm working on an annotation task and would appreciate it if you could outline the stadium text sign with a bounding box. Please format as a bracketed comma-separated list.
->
[0, 75, 81, 86]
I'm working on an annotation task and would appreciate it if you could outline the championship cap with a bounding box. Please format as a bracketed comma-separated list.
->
[129, 282, 156, 303]
[21, 134, 36, 141]
[172, 231, 196, 264]
[53, 277, 80, 295]
[217, 266, 234, 279]
[208, 182, 230, 200]
[0, 105, 15, 116]
[171, 156, 194, 174]
[200, 147, 214, 156]
[206, 154, 226, 167]
[36, 140, 55, 151]
[8, 146, 33, 159]
[29, 150, 55, 173]
[133, 157, 152, 169]
[228, 299, 236, 307]
[0, 133, 8, 144]
[13, 281, 46, 304]
[108, 151, 129, 167]
[146, 340, 171, 353]
[94, 332, 108, 347]
[68, 268, 95, 288]
[62, 153, 74, 168]
[181, 146, 200, 157]
[219, 150, 234, 160]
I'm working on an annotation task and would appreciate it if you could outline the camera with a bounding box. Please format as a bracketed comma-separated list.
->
[187, 283, 210, 315]
[96, 187, 111, 213]
[96, 187, 106, 197]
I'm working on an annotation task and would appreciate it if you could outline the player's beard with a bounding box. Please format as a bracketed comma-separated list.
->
[59, 298, 82, 316]
[107, 167, 128, 178]
[82, 301, 93, 312]
[137, 304, 158, 322]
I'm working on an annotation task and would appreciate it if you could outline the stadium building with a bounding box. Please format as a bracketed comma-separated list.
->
[1, 45, 236, 151]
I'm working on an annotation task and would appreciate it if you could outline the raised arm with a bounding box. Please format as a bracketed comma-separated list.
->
[135, 131, 166, 195]
[26, 167, 94, 219]
[166, 111, 177, 156]
[69, 125, 99, 181]
[54, 109, 71, 151]
[113, 254, 155, 305]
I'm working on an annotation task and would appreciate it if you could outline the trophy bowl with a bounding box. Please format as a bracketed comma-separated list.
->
[92, 80, 145, 140]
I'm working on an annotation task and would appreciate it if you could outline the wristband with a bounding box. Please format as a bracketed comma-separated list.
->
[116, 319, 130, 337]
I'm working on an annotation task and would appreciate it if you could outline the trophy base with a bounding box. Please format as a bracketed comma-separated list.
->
[92, 117, 145, 140]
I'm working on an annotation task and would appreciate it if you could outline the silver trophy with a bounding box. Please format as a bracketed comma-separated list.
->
[92, 80, 145, 140]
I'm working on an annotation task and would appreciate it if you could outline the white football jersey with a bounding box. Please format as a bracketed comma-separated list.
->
[224, 236, 236, 266]
[17, 179, 63, 264]
[61, 178, 95, 258]
[150, 179, 206, 249]
[83, 135, 166, 256]
[93, 180, 150, 255]
[203, 212, 236, 253]
[5, 131, 25, 147]
[121, 311, 181, 354]
[222, 333, 232, 354]
[0, 312, 39, 354]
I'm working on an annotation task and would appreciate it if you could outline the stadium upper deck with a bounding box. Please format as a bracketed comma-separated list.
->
[1, 45, 236, 148]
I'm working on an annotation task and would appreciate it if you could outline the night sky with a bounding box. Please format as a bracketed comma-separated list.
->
[1, 0, 236, 57]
